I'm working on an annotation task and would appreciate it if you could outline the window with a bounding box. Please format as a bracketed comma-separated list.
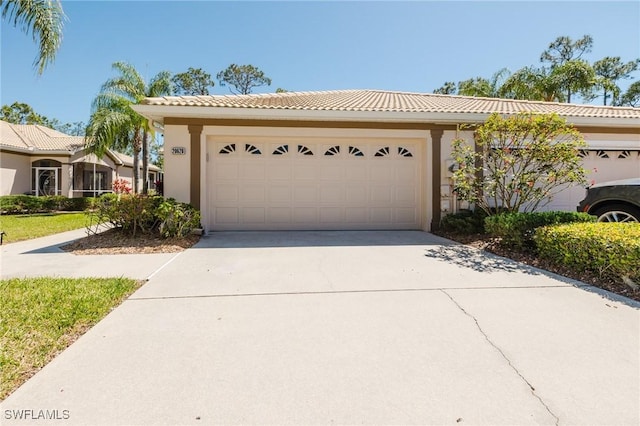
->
[273, 145, 289, 155]
[348, 146, 364, 157]
[375, 147, 390, 157]
[245, 144, 262, 155]
[31, 159, 62, 196]
[219, 144, 236, 154]
[398, 147, 413, 157]
[298, 145, 313, 156]
[324, 146, 340, 156]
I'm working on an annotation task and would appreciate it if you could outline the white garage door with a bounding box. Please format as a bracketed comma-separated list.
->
[207, 140, 422, 230]
[543, 149, 640, 212]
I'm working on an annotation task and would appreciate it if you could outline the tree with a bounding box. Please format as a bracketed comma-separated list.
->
[53, 120, 86, 136]
[275, 88, 289, 93]
[499, 66, 563, 102]
[457, 69, 510, 98]
[0, 101, 85, 134]
[172, 67, 214, 95]
[1, 0, 66, 74]
[591, 57, 639, 105]
[540, 35, 594, 66]
[549, 60, 596, 103]
[619, 81, 640, 107]
[86, 62, 172, 194]
[433, 81, 457, 95]
[538, 35, 596, 103]
[451, 113, 587, 215]
[1, 101, 49, 124]
[457, 77, 493, 97]
[216, 64, 272, 95]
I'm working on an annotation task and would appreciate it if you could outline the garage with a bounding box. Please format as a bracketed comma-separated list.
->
[132, 89, 640, 233]
[207, 138, 423, 230]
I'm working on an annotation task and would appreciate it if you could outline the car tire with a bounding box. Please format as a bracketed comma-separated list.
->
[593, 204, 640, 222]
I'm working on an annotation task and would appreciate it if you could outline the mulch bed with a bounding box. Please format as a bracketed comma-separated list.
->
[433, 230, 640, 303]
[61, 228, 201, 255]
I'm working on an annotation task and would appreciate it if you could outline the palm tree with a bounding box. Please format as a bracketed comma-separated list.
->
[86, 62, 172, 194]
[1, 0, 66, 74]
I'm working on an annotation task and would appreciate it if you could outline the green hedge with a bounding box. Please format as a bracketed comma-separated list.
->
[440, 209, 488, 234]
[485, 211, 596, 250]
[534, 223, 640, 284]
[0, 195, 96, 214]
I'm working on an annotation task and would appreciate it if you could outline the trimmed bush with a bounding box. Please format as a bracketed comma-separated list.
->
[0, 195, 95, 214]
[60, 197, 97, 211]
[440, 209, 488, 234]
[534, 223, 640, 284]
[485, 211, 596, 250]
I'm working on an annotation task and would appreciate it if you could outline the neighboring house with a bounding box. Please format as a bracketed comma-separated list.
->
[132, 90, 640, 232]
[0, 120, 162, 197]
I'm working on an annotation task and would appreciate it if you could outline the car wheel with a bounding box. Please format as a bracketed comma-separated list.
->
[593, 204, 640, 222]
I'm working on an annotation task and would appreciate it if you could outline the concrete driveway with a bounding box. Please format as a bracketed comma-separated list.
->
[2, 231, 638, 425]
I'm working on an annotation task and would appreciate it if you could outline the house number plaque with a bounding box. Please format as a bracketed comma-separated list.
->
[171, 147, 186, 155]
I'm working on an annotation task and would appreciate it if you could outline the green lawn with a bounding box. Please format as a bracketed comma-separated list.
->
[0, 277, 141, 400]
[0, 212, 88, 243]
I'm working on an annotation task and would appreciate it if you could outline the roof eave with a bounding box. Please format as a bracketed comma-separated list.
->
[0, 145, 71, 155]
[131, 105, 640, 128]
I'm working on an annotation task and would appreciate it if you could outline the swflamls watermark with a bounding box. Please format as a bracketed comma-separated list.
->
[4, 409, 70, 421]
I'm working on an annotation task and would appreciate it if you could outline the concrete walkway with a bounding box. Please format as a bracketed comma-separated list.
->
[0, 227, 179, 280]
[1, 231, 638, 425]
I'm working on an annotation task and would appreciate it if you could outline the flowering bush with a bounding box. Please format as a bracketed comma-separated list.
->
[112, 179, 132, 195]
[451, 113, 587, 215]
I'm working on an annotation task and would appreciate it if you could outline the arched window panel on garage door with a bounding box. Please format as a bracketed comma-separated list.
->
[375, 147, 390, 157]
[398, 147, 413, 157]
[348, 146, 364, 157]
[219, 143, 236, 154]
[298, 145, 314, 156]
[324, 145, 340, 156]
[245, 144, 262, 155]
[272, 144, 289, 155]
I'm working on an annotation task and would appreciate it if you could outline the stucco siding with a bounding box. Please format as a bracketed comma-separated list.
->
[0, 152, 31, 195]
[163, 125, 191, 203]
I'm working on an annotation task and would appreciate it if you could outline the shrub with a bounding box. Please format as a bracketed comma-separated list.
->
[60, 197, 96, 211]
[451, 112, 587, 215]
[534, 223, 640, 284]
[88, 194, 200, 238]
[89, 194, 162, 236]
[440, 209, 488, 234]
[0, 195, 96, 214]
[156, 198, 201, 238]
[485, 211, 596, 250]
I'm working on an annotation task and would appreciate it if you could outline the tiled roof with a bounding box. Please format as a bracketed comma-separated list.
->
[0, 121, 159, 168]
[141, 89, 640, 120]
[0, 120, 84, 151]
[112, 151, 161, 171]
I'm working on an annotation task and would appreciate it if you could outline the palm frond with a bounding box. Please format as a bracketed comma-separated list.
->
[1, 0, 67, 74]
[85, 109, 134, 156]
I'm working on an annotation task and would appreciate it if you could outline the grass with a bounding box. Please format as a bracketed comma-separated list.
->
[0, 277, 142, 401]
[0, 212, 88, 243]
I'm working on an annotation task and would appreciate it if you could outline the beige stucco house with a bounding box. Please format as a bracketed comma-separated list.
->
[0, 120, 161, 197]
[132, 90, 640, 232]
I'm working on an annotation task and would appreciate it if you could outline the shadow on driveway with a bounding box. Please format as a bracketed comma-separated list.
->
[195, 230, 458, 248]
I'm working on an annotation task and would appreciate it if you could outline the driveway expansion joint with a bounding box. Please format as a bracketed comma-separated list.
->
[128, 285, 570, 301]
[441, 289, 561, 426]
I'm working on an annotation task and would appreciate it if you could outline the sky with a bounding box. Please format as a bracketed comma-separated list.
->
[1, 0, 639, 126]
